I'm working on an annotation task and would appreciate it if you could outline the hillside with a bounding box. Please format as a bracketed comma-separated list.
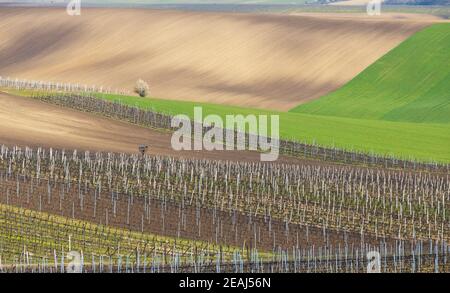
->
[3, 88, 450, 162]
[291, 23, 450, 124]
[0, 8, 436, 110]
[0, 91, 288, 162]
[68, 92, 450, 162]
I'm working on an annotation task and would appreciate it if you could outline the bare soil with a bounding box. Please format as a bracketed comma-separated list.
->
[0, 7, 439, 110]
[0, 92, 317, 164]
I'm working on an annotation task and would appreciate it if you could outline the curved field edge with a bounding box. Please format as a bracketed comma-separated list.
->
[0, 8, 432, 111]
[290, 23, 450, 124]
[0, 203, 265, 266]
[3, 89, 450, 163]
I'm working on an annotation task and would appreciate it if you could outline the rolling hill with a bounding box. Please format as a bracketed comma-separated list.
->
[0, 8, 448, 162]
[0, 7, 436, 110]
[4, 88, 450, 162]
[291, 23, 450, 124]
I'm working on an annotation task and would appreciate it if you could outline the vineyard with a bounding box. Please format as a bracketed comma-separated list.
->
[0, 77, 130, 97]
[30, 92, 450, 171]
[0, 0, 448, 279]
[0, 144, 448, 273]
[2, 77, 450, 163]
[0, 78, 449, 273]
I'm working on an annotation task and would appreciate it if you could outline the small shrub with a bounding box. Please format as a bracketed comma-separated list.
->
[134, 79, 150, 97]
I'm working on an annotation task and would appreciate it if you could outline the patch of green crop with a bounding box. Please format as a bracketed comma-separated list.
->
[290, 24, 450, 124]
[3, 87, 450, 162]
[4, 23, 450, 167]
[89, 92, 450, 163]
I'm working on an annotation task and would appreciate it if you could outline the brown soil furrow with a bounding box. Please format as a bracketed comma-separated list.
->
[0, 8, 440, 110]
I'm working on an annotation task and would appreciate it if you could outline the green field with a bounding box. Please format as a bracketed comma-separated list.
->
[92, 24, 450, 162]
[2, 87, 450, 163]
[290, 24, 450, 124]
[3, 25, 450, 163]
